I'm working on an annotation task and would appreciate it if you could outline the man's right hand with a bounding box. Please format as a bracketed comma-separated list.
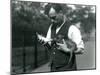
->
[36, 33, 52, 46]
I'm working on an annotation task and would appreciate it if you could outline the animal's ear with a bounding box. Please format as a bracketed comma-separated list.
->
[62, 39, 66, 45]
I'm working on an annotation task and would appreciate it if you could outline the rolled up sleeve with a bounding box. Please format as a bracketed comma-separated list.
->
[68, 25, 84, 49]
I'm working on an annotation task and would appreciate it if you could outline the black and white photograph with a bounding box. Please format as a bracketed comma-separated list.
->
[11, 0, 96, 74]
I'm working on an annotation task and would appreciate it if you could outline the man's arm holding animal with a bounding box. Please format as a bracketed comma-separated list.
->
[68, 25, 84, 54]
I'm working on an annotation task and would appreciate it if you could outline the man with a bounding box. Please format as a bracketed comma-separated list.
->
[37, 5, 84, 72]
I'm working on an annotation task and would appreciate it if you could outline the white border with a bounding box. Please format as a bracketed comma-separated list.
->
[0, 0, 100, 75]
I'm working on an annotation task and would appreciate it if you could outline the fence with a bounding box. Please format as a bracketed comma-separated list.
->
[11, 32, 49, 74]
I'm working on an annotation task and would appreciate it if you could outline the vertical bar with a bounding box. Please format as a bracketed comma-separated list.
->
[45, 48, 48, 60]
[23, 30, 26, 73]
[34, 32, 38, 68]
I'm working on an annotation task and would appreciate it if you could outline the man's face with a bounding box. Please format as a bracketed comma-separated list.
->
[49, 13, 64, 26]
[48, 7, 64, 25]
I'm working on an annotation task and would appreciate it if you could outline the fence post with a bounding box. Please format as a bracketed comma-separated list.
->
[34, 32, 38, 68]
[45, 48, 48, 60]
[23, 30, 26, 73]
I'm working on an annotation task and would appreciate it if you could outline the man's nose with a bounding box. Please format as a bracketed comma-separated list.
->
[51, 19, 55, 22]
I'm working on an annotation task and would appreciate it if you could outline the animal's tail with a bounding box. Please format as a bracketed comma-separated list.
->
[68, 50, 73, 64]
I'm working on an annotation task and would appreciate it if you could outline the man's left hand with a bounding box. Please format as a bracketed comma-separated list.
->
[57, 39, 70, 52]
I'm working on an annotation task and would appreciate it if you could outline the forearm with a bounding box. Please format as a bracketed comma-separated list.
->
[60, 48, 71, 53]
[59, 46, 84, 54]
[57, 39, 77, 53]
[59, 46, 75, 53]
[74, 48, 84, 54]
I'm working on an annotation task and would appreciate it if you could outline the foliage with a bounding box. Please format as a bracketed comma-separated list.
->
[11, 1, 96, 47]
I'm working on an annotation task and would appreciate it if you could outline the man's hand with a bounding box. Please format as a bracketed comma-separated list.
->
[57, 39, 70, 52]
[36, 33, 52, 46]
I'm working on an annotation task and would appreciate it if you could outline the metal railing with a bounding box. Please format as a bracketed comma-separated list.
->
[11, 32, 48, 74]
